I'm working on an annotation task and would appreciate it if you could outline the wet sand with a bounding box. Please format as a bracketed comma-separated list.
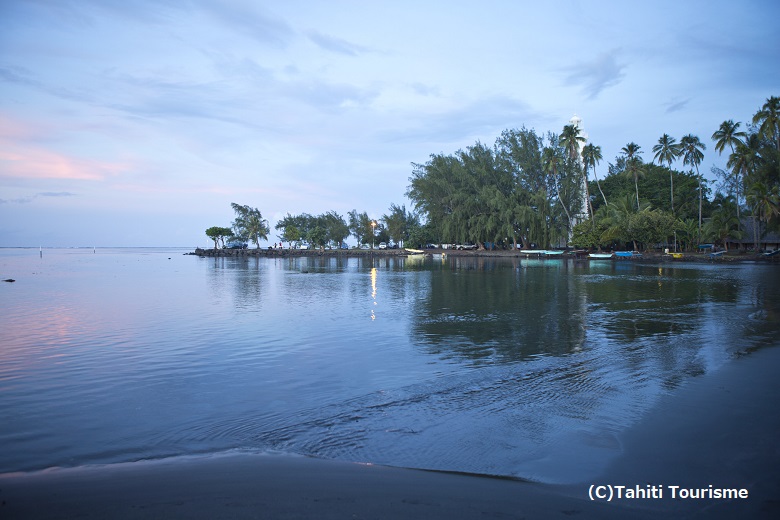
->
[2, 347, 778, 519]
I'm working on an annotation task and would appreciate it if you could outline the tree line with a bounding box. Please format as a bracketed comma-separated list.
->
[206, 95, 779, 252]
[205, 203, 421, 249]
[408, 96, 779, 251]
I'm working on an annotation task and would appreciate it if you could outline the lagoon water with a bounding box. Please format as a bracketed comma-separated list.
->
[1, 248, 778, 483]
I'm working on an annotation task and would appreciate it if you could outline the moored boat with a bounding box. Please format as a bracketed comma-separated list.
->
[588, 253, 614, 259]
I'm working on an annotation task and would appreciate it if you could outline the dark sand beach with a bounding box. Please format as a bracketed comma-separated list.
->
[2, 347, 778, 519]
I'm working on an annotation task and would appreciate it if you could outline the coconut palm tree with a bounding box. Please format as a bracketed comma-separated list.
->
[745, 180, 780, 250]
[679, 134, 706, 241]
[560, 124, 586, 162]
[652, 134, 681, 213]
[582, 143, 607, 207]
[621, 142, 644, 210]
[752, 96, 780, 150]
[712, 120, 747, 223]
[560, 124, 590, 221]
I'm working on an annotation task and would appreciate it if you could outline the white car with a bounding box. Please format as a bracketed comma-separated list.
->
[378, 242, 387, 249]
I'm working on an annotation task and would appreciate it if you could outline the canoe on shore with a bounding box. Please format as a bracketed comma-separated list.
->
[588, 253, 614, 259]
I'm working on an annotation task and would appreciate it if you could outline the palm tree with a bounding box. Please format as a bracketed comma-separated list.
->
[712, 120, 747, 223]
[582, 143, 607, 207]
[752, 96, 780, 150]
[679, 134, 706, 241]
[621, 142, 643, 210]
[560, 124, 586, 162]
[560, 124, 590, 221]
[559, 125, 593, 223]
[652, 134, 681, 213]
[745, 180, 780, 249]
[704, 203, 743, 252]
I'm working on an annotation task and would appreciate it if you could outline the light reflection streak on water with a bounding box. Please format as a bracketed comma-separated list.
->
[370, 267, 377, 320]
[0, 250, 778, 482]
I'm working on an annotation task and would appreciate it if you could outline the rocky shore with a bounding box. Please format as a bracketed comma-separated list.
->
[190, 247, 779, 263]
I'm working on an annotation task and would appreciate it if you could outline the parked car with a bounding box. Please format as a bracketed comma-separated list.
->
[299, 243, 309, 249]
[225, 239, 248, 249]
[378, 242, 387, 249]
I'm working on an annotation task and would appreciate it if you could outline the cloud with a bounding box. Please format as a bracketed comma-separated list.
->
[380, 96, 537, 145]
[199, 1, 294, 47]
[562, 51, 626, 100]
[664, 98, 690, 113]
[0, 192, 77, 204]
[306, 30, 371, 56]
[0, 147, 127, 181]
[0, 65, 92, 103]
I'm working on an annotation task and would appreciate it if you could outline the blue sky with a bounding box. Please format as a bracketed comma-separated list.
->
[1, 0, 778, 247]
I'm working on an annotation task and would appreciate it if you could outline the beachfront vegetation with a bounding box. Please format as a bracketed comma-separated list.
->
[205, 226, 233, 249]
[202, 96, 778, 253]
[231, 203, 270, 249]
[407, 95, 779, 252]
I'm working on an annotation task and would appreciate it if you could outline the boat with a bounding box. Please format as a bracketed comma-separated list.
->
[671, 253, 683, 259]
[709, 251, 726, 258]
[404, 248, 425, 255]
[543, 250, 565, 257]
[762, 249, 780, 257]
[588, 253, 614, 259]
[615, 251, 642, 258]
[520, 249, 542, 255]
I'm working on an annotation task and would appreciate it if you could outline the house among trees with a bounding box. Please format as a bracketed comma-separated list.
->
[725, 219, 780, 252]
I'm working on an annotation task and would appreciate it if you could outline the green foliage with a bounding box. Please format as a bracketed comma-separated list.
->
[407, 128, 575, 249]
[381, 203, 418, 246]
[231, 203, 269, 249]
[276, 211, 349, 248]
[348, 210, 375, 246]
[205, 226, 234, 249]
[704, 199, 743, 250]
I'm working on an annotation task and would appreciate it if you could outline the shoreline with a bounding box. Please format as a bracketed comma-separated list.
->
[191, 246, 780, 264]
[2, 347, 777, 519]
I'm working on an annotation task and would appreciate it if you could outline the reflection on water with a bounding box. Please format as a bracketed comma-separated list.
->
[0, 249, 778, 483]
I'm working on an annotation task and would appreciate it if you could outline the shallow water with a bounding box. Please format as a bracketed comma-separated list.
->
[1, 248, 778, 483]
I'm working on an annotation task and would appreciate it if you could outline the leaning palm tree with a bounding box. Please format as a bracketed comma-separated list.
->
[652, 134, 681, 214]
[679, 134, 706, 241]
[582, 143, 607, 207]
[621, 142, 643, 210]
[752, 96, 780, 150]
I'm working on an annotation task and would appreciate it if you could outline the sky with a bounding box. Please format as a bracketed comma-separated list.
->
[1, 0, 778, 247]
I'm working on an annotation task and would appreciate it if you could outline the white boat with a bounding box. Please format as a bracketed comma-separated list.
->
[588, 253, 614, 259]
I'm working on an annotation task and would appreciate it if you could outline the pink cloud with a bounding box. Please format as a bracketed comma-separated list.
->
[0, 113, 131, 181]
[0, 147, 128, 181]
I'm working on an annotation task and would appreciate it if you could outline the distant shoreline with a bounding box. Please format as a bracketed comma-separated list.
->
[191, 247, 779, 263]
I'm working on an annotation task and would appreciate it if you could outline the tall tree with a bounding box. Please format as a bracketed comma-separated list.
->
[752, 96, 780, 151]
[712, 120, 747, 223]
[652, 134, 681, 213]
[560, 124, 590, 220]
[680, 134, 707, 240]
[231, 203, 269, 249]
[621, 142, 644, 210]
[582, 143, 607, 207]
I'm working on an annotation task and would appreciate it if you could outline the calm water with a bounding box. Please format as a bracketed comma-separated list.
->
[1, 248, 778, 483]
